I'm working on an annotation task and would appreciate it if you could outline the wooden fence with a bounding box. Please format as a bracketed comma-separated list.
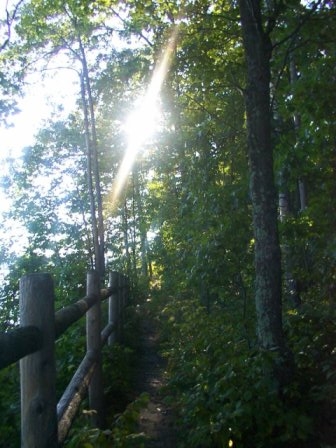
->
[0, 269, 129, 447]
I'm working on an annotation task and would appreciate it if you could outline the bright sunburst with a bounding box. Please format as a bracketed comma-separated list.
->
[125, 96, 159, 150]
[108, 26, 179, 210]
[109, 97, 159, 207]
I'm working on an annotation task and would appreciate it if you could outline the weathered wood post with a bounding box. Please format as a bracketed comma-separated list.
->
[86, 270, 105, 428]
[20, 273, 58, 448]
[108, 271, 119, 346]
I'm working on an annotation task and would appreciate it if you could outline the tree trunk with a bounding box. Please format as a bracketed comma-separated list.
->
[122, 199, 131, 277]
[82, 55, 105, 277]
[279, 184, 302, 308]
[276, 53, 302, 308]
[78, 35, 105, 279]
[131, 183, 138, 288]
[80, 73, 100, 272]
[133, 166, 149, 279]
[238, 0, 285, 353]
[289, 55, 307, 212]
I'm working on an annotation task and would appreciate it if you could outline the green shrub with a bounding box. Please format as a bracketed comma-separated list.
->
[65, 392, 149, 448]
[0, 364, 20, 447]
[160, 297, 331, 448]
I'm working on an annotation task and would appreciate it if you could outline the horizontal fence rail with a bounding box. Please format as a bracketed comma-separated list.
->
[0, 270, 129, 447]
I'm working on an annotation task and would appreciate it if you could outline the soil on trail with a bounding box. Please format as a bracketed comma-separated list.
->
[134, 306, 177, 447]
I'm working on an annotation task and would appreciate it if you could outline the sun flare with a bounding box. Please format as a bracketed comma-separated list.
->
[109, 97, 160, 207]
[108, 25, 179, 211]
[125, 98, 159, 150]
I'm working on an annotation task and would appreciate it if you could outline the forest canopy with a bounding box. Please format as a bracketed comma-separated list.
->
[0, 0, 335, 446]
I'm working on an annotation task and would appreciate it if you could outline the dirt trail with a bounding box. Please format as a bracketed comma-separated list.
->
[134, 307, 177, 447]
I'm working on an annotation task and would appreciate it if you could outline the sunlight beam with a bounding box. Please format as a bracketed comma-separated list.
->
[108, 26, 179, 211]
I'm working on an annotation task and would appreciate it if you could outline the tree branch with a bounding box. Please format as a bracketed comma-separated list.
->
[110, 7, 154, 48]
[272, 0, 323, 50]
[0, 0, 25, 52]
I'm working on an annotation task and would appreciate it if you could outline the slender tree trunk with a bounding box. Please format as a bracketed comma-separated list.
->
[279, 184, 301, 307]
[122, 199, 131, 278]
[76, 185, 94, 269]
[131, 181, 138, 289]
[82, 54, 105, 276]
[276, 53, 302, 308]
[133, 165, 148, 278]
[80, 73, 100, 271]
[289, 55, 307, 211]
[79, 38, 105, 278]
[238, 0, 285, 353]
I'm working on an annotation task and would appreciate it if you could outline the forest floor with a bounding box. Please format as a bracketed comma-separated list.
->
[133, 303, 177, 447]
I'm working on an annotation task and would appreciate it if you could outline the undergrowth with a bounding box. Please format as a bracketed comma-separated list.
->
[64, 303, 150, 447]
[153, 294, 336, 448]
[65, 391, 150, 448]
[0, 302, 150, 447]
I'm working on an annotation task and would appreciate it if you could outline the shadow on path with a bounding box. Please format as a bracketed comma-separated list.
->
[134, 305, 177, 447]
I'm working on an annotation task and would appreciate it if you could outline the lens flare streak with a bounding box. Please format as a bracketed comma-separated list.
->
[109, 27, 179, 210]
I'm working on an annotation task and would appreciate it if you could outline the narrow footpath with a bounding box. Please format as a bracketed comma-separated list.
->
[134, 306, 177, 447]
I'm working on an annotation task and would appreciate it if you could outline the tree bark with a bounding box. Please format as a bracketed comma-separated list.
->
[122, 199, 132, 278]
[80, 73, 100, 273]
[133, 165, 149, 279]
[78, 35, 105, 279]
[289, 54, 307, 212]
[238, 0, 285, 352]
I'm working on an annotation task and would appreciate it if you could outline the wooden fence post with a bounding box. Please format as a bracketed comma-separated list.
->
[108, 271, 119, 346]
[86, 270, 105, 428]
[20, 273, 57, 448]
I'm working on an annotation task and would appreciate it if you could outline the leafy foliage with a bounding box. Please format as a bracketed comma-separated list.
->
[0, 364, 20, 447]
[159, 296, 335, 448]
[0, 0, 335, 446]
[65, 392, 149, 448]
